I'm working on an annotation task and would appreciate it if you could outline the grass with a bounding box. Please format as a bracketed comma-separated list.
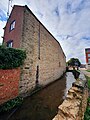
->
[86, 76, 90, 89]
[86, 70, 90, 72]
[88, 79, 90, 89]
[84, 76, 90, 120]
[84, 106, 90, 120]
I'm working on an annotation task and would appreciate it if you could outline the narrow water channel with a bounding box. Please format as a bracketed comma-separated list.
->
[1, 72, 75, 120]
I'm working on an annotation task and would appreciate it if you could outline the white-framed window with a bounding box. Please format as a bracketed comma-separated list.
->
[10, 20, 16, 31]
[7, 40, 13, 47]
[88, 54, 90, 57]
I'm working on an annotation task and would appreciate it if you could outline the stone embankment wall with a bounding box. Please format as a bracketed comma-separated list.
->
[53, 72, 88, 120]
[0, 68, 20, 104]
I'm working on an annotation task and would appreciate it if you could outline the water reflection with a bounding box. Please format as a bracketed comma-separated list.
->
[2, 72, 75, 120]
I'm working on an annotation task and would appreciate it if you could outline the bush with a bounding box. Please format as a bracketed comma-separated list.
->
[84, 107, 90, 120]
[0, 46, 26, 69]
[0, 97, 23, 112]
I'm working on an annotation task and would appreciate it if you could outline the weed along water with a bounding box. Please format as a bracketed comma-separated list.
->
[0, 72, 75, 120]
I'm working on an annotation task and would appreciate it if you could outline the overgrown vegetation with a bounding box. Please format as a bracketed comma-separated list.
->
[67, 58, 81, 67]
[0, 97, 23, 112]
[0, 45, 26, 69]
[86, 70, 90, 72]
[86, 76, 90, 89]
[84, 97, 90, 120]
[84, 76, 90, 120]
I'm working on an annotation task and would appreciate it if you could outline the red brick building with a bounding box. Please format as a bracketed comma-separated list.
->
[3, 5, 66, 96]
[3, 6, 24, 48]
[85, 48, 90, 70]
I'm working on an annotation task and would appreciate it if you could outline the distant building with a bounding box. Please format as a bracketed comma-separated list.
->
[80, 64, 86, 68]
[3, 5, 66, 96]
[85, 48, 90, 70]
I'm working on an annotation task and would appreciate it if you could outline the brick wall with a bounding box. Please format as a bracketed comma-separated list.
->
[0, 68, 20, 104]
[3, 6, 24, 48]
[85, 52, 90, 63]
[19, 6, 66, 95]
[85, 49, 90, 70]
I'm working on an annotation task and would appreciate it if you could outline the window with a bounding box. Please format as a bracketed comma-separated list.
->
[10, 20, 16, 31]
[7, 40, 13, 47]
[88, 54, 90, 57]
[88, 49, 90, 52]
[88, 58, 90, 64]
[86, 49, 90, 52]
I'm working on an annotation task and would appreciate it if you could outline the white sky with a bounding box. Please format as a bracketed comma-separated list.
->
[0, 0, 90, 63]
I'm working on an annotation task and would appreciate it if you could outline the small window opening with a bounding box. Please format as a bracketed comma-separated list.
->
[7, 40, 13, 47]
[10, 20, 16, 31]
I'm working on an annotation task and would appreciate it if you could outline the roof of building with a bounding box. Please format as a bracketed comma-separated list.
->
[85, 48, 90, 50]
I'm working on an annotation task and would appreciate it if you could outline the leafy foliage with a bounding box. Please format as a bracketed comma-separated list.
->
[84, 107, 90, 120]
[0, 46, 26, 69]
[67, 58, 81, 67]
[0, 97, 23, 112]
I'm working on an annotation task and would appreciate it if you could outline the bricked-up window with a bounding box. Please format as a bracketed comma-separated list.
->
[7, 40, 13, 47]
[59, 62, 61, 67]
[10, 20, 16, 31]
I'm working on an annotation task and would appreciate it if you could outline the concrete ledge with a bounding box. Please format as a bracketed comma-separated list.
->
[53, 72, 88, 120]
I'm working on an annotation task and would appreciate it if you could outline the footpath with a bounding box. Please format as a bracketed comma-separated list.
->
[80, 68, 90, 77]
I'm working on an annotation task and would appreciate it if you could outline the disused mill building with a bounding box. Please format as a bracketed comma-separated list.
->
[3, 5, 66, 95]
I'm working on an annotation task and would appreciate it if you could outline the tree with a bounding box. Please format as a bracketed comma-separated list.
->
[67, 58, 81, 67]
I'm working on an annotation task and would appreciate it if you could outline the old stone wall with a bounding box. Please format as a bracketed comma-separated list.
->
[53, 72, 88, 120]
[19, 6, 66, 95]
[0, 68, 20, 105]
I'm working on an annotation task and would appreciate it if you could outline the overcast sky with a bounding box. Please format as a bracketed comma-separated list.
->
[0, 0, 90, 63]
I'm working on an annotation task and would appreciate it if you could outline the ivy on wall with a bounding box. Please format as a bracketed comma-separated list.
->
[0, 46, 26, 69]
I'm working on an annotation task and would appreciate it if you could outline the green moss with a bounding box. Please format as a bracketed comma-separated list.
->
[0, 97, 23, 112]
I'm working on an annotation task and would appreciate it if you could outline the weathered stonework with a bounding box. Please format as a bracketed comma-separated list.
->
[19, 6, 66, 95]
[53, 72, 88, 120]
